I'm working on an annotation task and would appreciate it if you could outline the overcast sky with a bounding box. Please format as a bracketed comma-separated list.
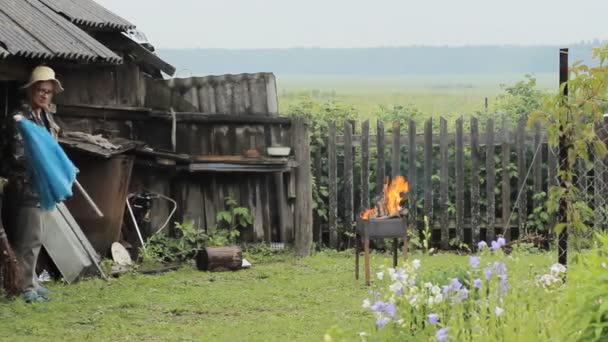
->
[96, 0, 608, 49]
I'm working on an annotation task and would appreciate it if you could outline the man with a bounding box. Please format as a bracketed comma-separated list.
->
[6, 66, 63, 302]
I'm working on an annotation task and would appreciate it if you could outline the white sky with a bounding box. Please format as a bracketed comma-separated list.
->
[95, 0, 608, 49]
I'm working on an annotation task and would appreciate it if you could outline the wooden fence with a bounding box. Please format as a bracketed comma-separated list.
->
[316, 116, 562, 249]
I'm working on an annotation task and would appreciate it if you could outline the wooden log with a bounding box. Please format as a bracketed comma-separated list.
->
[486, 118, 496, 242]
[196, 246, 242, 272]
[502, 118, 512, 241]
[293, 117, 313, 256]
[517, 117, 527, 237]
[455, 117, 464, 243]
[392, 120, 401, 178]
[408, 120, 417, 229]
[424, 118, 433, 227]
[439, 117, 449, 249]
[376, 120, 386, 196]
[471, 117, 480, 245]
[328, 122, 338, 249]
[361, 120, 370, 211]
[344, 122, 354, 243]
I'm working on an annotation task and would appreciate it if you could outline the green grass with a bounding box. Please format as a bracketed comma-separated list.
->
[0, 250, 554, 341]
[278, 73, 557, 118]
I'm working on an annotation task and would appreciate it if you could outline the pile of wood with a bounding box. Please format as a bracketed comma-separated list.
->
[361, 176, 409, 220]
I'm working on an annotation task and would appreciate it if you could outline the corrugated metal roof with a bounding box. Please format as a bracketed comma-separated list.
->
[39, 0, 135, 31]
[0, 0, 122, 63]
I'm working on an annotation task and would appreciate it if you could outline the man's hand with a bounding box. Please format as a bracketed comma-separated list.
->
[13, 114, 23, 122]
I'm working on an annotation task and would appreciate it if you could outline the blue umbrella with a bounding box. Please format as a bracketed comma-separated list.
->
[17, 118, 78, 210]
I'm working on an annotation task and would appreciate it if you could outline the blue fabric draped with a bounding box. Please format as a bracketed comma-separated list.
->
[17, 119, 77, 211]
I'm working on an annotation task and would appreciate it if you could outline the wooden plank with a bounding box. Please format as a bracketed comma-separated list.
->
[293, 117, 313, 256]
[376, 120, 386, 196]
[455, 118, 464, 243]
[533, 123, 543, 204]
[502, 118, 512, 241]
[361, 120, 370, 212]
[313, 146, 322, 243]
[262, 175, 272, 242]
[485, 118, 496, 242]
[249, 178, 263, 242]
[424, 118, 433, 227]
[328, 122, 338, 249]
[275, 173, 288, 242]
[471, 117, 480, 245]
[392, 120, 401, 178]
[343, 121, 354, 244]
[517, 117, 527, 237]
[439, 117, 449, 249]
[408, 120, 417, 229]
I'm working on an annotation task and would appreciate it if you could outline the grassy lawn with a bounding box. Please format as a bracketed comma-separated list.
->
[0, 250, 554, 341]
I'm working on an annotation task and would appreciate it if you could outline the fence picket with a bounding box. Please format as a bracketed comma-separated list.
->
[408, 120, 417, 229]
[344, 122, 354, 245]
[502, 118, 512, 241]
[440, 117, 449, 249]
[517, 117, 527, 237]
[361, 120, 370, 212]
[424, 118, 433, 227]
[392, 120, 401, 178]
[377, 120, 386, 196]
[533, 123, 543, 206]
[486, 118, 496, 242]
[455, 118, 464, 243]
[471, 117, 480, 245]
[328, 122, 338, 248]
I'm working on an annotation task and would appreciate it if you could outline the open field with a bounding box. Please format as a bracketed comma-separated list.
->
[278, 73, 557, 118]
[0, 250, 554, 341]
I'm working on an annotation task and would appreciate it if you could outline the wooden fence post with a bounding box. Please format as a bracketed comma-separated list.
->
[361, 120, 370, 212]
[408, 120, 417, 229]
[392, 120, 401, 178]
[328, 122, 338, 249]
[502, 118, 512, 241]
[293, 117, 313, 256]
[517, 116, 527, 237]
[439, 117, 449, 248]
[344, 122, 354, 247]
[424, 118, 433, 227]
[471, 117, 480, 245]
[486, 118, 496, 242]
[455, 117, 464, 243]
[377, 120, 386, 196]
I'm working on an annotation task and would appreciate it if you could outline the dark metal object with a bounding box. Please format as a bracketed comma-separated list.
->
[355, 216, 408, 285]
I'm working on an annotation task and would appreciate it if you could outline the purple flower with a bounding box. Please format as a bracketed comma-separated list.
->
[450, 278, 462, 291]
[376, 318, 388, 328]
[384, 303, 397, 318]
[494, 262, 507, 278]
[500, 278, 509, 294]
[484, 266, 493, 280]
[469, 256, 480, 268]
[428, 313, 439, 325]
[473, 278, 482, 289]
[490, 240, 500, 250]
[442, 285, 451, 296]
[477, 241, 488, 250]
[371, 300, 386, 313]
[436, 328, 449, 342]
[454, 288, 469, 302]
[497, 237, 506, 247]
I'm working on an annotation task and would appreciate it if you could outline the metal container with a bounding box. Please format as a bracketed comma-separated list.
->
[356, 216, 407, 238]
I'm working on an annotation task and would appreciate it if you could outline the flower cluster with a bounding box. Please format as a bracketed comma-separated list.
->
[362, 239, 512, 341]
[535, 263, 567, 289]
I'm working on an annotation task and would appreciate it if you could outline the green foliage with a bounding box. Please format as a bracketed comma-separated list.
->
[526, 192, 551, 233]
[491, 74, 545, 122]
[213, 197, 253, 246]
[139, 221, 206, 264]
[530, 45, 608, 238]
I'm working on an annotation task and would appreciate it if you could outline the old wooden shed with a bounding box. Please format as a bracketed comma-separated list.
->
[0, 0, 313, 257]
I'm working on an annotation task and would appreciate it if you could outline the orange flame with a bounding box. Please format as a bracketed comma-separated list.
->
[360, 176, 409, 219]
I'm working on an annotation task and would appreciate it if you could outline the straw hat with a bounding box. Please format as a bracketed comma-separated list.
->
[21, 66, 64, 93]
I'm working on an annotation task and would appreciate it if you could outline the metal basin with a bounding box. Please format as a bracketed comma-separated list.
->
[356, 216, 407, 238]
